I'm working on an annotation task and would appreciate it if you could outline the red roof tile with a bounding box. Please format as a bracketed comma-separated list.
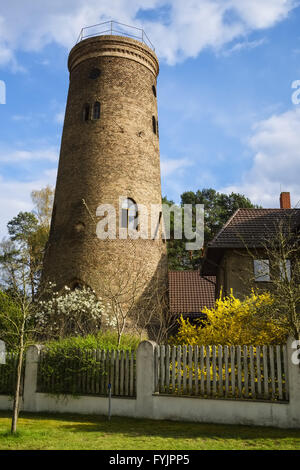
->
[169, 271, 216, 317]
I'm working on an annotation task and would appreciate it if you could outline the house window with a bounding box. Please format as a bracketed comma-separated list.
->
[83, 104, 90, 121]
[279, 259, 291, 281]
[121, 198, 138, 230]
[152, 116, 157, 134]
[254, 259, 270, 282]
[152, 85, 157, 97]
[93, 101, 100, 120]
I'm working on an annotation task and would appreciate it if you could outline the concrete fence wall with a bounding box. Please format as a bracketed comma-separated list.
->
[0, 338, 299, 428]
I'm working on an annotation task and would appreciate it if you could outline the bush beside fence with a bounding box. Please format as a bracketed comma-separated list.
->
[155, 344, 289, 402]
[37, 349, 136, 397]
[0, 353, 23, 396]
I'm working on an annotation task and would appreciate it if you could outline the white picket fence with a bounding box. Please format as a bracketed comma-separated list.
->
[154, 344, 289, 402]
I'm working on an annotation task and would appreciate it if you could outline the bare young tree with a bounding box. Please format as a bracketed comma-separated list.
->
[260, 219, 300, 340]
[135, 271, 175, 344]
[97, 257, 152, 345]
[240, 215, 300, 341]
[97, 252, 173, 345]
[0, 274, 42, 433]
[0, 186, 54, 433]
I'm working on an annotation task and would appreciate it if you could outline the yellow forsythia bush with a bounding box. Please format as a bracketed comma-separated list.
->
[174, 290, 288, 346]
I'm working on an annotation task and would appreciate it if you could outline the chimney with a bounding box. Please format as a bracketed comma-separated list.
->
[280, 192, 291, 209]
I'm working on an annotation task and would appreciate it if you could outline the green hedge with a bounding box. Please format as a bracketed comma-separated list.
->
[36, 331, 139, 396]
[44, 331, 140, 356]
[0, 353, 23, 396]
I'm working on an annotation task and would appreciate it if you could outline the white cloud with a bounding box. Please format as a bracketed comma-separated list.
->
[0, 0, 297, 67]
[0, 147, 58, 163]
[230, 0, 297, 29]
[54, 111, 65, 125]
[0, 171, 57, 240]
[161, 157, 192, 177]
[160, 156, 194, 202]
[0, 145, 58, 238]
[222, 38, 267, 56]
[220, 107, 300, 208]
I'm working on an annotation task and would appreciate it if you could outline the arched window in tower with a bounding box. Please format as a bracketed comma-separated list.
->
[93, 101, 101, 120]
[121, 198, 138, 230]
[152, 116, 157, 134]
[152, 85, 157, 97]
[71, 280, 84, 290]
[83, 104, 90, 121]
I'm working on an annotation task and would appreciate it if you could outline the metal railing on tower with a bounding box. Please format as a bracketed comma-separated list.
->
[76, 20, 155, 51]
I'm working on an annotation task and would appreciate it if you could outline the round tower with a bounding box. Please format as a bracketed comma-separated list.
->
[42, 32, 168, 316]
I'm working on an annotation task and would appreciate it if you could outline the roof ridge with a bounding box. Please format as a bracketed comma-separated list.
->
[237, 207, 300, 211]
[207, 206, 300, 249]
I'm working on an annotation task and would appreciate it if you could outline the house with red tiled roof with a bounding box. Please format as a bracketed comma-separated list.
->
[168, 271, 216, 320]
[200, 192, 300, 300]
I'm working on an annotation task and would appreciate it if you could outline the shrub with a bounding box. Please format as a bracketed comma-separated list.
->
[44, 330, 140, 355]
[174, 290, 288, 346]
[36, 283, 115, 339]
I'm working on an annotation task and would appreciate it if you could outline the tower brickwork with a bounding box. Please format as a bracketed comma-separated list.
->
[42, 34, 168, 313]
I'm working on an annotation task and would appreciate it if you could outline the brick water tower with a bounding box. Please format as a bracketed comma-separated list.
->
[42, 22, 168, 320]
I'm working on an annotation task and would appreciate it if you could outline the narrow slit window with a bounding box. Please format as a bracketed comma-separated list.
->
[152, 116, 157, 134]
[152, 85, 157, 97]
[83, 104, 90, 121]
[93, 101, 101, 120]
[121, 198, 138, 230]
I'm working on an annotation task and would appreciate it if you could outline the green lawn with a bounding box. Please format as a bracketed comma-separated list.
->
[0, 411, 299, 450]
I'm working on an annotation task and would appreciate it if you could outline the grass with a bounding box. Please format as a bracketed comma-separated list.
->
[0, 411, 299, 450]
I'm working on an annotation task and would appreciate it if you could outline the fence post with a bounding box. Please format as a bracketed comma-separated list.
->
[136, 340, 157, 419]
[23, 345, 41, 412]
[287, 337, 300, 427]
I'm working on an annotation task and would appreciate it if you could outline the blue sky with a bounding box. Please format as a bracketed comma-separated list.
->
[0, 0, 300, 239]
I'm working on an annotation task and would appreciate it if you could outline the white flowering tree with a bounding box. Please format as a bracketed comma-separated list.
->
[37, 283, 114, 339]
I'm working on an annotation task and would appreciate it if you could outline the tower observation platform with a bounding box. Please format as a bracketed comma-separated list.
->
[76, 20, 155, 51]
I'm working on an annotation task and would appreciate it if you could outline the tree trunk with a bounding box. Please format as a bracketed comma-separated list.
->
[11, 312, 25, 434]
[11, 345, 24, 433]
